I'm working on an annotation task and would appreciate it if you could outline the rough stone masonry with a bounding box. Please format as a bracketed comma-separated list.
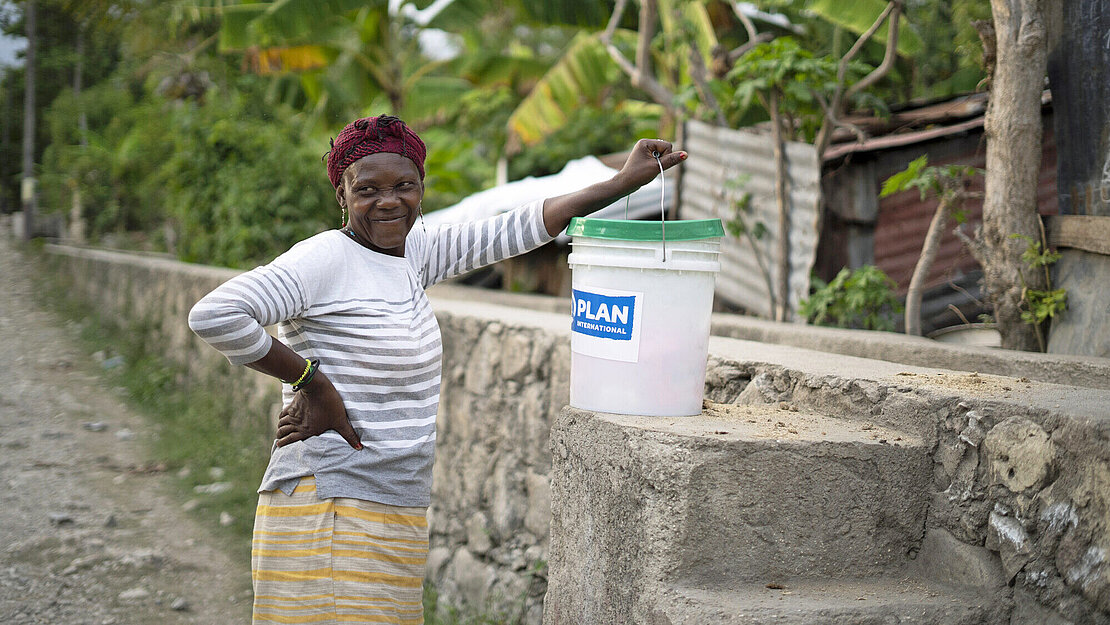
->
[39, 243, 1110, 624]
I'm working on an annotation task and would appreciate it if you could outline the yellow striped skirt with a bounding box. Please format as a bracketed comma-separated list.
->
[251, 477, 428, 624]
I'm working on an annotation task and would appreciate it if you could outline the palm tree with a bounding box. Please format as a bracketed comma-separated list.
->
[197, 0, 471, 127]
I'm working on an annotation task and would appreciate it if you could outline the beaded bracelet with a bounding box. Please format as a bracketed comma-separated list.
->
[283, 358, 312, 385]
[292, 359, 321, 393]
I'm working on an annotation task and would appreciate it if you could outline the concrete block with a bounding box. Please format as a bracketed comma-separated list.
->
[1011, 588, 1074, 625]
[546, 405, 933, 624]
[909, 526, 1006, 589]
[648, 578, 1009, 625]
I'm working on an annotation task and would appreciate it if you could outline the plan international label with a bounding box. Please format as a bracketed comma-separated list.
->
[571, 287, 643, 362]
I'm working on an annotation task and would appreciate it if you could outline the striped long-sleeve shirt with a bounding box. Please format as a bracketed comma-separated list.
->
[188, 200, 553, 506]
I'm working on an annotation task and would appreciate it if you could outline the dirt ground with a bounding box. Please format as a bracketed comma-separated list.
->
[0, 236, 253, 625]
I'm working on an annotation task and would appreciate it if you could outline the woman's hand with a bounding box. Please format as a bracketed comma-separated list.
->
[541, 138, 688, 236]
[613, 139, 687, 191]
[275, 373, 362, 449]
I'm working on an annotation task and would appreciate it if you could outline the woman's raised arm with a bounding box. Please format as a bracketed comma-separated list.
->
[541, 138, 687, 237]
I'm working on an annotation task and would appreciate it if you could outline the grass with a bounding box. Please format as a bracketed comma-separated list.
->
[423, 584, 522, 625]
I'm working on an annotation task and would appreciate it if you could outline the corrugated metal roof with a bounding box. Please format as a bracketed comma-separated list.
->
[824, 117, 986, 161]
[680, 119, 822, 318]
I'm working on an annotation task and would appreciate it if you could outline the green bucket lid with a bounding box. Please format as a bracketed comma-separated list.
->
[567, 217, 724, 242]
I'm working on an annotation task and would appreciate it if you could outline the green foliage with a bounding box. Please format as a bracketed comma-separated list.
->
[507, 30, 654, 149]
[421, 126, 499, 212]
[163, 93, 336, 268]
[806, 0, 924, 57]
[1021, 287, 1068, 327]
[799, 265, 902, 331]
[880, 155, 981, 223]
[1014, 233, 1061, 269]
[0, 0, 124, 211]
[40, 73, 336, 266]
[40, 79, 170, 237]
[508, 105, 657, 180]
[19, 0, 995, 268]
[1010, 233, 1067, 341]
[723, 36, 871, 141]
[737, 0, 988, 101]
[723, 174, 766, 240]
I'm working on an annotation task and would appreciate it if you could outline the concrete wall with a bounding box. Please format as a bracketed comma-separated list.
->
[43, 245, 282, 425]
[39, 244, 1110, 624]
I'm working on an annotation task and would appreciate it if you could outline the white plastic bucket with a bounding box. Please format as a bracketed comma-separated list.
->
[566, 218, 723, 416]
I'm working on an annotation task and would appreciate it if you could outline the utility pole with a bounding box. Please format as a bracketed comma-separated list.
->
[2, 84, 11, 216]
[21, 0, 36, 240]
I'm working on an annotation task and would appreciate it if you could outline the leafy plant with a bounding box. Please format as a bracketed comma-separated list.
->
[1010, 232, 1067, 351]
[880, 155, 981, 336]
[723, 173, 775, 316]
[880, 155, 980, 222]
[799, 265, 902, 332]
[723, 37, 860, 142]
[159, 91, 335, 268]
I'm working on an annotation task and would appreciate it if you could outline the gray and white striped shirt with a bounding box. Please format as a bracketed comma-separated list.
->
[188, 200, 552, 506]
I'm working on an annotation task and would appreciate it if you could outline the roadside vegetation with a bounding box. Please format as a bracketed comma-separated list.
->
[3, 0, 990, 271]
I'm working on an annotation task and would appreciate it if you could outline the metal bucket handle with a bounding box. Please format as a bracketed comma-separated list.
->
[623, 150, 668, 262]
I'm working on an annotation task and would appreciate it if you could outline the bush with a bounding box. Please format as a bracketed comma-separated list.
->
[40, 80, 171, 239]
[799, 266, 902, 332]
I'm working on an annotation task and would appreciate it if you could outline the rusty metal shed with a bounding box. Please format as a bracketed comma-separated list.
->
[819, 92, 1059, 335]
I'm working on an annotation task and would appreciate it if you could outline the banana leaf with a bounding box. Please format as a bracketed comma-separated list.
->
[508, 32, 622, 146]
[806, 0, 922, 57]
[508, 30, 662, 148]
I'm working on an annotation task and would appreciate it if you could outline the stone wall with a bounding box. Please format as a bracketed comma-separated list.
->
[428, 303, 570, 622]
[545, 339, 1110, 624]
[42, 245, 282, 425]
[705, 350, 1110, 624]
[39, 244, 564, 621]
[39, 243, 1110, 624]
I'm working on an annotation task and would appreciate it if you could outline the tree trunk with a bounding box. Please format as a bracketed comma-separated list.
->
[21, 0, 37, 241]
[71, 25, 87, 243]
[769, 89, 791, 322]
[905, 197, 952, 336]
[981, 0, 1048, 350]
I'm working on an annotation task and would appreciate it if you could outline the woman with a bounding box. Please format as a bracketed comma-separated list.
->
[188, 115, 686, 624]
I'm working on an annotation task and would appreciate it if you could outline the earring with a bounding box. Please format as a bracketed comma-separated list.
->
[341, 205, 347, 228]
[419, 203, 426, 235]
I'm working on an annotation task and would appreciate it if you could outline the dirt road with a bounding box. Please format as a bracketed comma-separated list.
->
[0, 236, 253, 625]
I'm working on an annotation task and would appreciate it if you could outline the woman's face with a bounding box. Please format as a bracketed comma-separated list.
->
[336, 152, 424, 257]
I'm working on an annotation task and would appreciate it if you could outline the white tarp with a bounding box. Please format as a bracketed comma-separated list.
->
[423, 155, 675, 243]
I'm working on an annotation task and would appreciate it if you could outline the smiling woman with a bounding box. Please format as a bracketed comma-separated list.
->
[187, 114, 686, 624]
[338, 152, 424, 256]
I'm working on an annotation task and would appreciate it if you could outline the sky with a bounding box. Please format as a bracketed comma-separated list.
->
[0, 1, 24, 68]
[0, 34, 24, 67]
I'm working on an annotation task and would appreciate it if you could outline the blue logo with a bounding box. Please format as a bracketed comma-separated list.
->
[572, 290, 635, 341]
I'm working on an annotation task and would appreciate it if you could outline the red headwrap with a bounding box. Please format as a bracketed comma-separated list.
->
[325, 115, 427, 188]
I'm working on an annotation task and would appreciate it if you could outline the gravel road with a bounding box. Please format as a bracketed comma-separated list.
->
[0, 236, 253, 625]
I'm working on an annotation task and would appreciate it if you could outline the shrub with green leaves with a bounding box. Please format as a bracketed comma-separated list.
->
[799, 265, 903, 332]
[1010, 233, 1067, 351]
[161, 94, 335, 268]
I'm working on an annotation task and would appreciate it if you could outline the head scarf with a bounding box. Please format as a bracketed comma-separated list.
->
[325, 115, 427, 188]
